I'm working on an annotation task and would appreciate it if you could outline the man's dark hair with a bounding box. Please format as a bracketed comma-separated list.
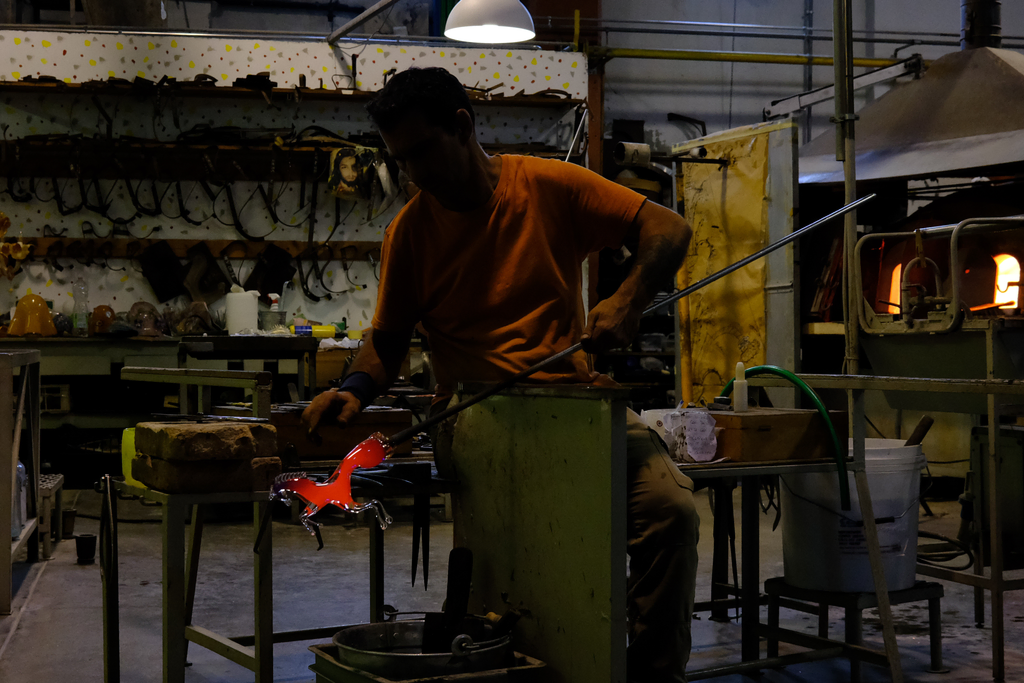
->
[366, 67, 475, 134]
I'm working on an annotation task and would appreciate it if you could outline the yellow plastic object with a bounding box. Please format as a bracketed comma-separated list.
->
[8, 293, 57, 336]
[311, 325, 336, 338]
[121, 428, 145, 488]
[347, 329, 363, 340]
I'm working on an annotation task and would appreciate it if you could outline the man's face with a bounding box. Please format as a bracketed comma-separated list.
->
[379, 113, 467, 206]
[338, 156, 358, 184]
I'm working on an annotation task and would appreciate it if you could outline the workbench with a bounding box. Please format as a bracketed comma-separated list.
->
[178, 335, 319, 400]
[0, 337, 177, 430]
[679, 458, 902, 680]
[99, 466, 456, 683]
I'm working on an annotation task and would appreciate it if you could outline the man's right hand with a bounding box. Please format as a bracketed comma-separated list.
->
[302, 389, 363, 439]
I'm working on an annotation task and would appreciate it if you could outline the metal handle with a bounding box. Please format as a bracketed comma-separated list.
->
[450, 632, 508, 657]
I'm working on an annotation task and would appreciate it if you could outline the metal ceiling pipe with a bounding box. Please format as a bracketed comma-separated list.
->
[586, 46, 901, 68]
[961, 0, 1001, 50]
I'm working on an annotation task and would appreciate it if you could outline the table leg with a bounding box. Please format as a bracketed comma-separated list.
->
[25, 365, 40, 564]
[370, 522, 384, 623]
[710, 481, 734, 622]
[0, 366, 13, 616]
[928, 596, 945, 673]
[818, 603, 829, 638]
[183, 504, 205, 662]
[254, 501, 273, 682]
[101, 476, 120, 683]
[54, 484, 64, 545]
[845, 606, 862, 683]
[162, 498, 187, 683]
[741, 477, 761, 662]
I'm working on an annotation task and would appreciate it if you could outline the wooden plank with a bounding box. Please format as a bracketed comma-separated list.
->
[122, 366, 272, 385]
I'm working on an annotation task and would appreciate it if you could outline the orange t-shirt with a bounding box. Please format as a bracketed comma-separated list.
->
[371, 155, 646, 395]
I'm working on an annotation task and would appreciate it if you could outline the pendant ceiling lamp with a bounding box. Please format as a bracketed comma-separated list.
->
[444, 0, 536, 44]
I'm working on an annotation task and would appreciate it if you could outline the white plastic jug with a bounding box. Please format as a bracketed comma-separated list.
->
[225, 287, 259, 335]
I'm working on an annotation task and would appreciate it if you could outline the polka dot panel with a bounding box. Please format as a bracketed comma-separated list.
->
[0, 30, 587, 325]
[0, 31, 586, 97]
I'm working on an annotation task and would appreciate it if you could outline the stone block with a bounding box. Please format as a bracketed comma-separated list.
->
[135, 422, 277, 462]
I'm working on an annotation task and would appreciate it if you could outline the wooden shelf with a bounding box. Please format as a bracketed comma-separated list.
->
[3, 237, 381, 261]
[0, 79, 583, 108]
[802, 322, 846, 336]
[0, 137, 568, 180]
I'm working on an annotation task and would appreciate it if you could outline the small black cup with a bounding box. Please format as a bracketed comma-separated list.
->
[75, 533, 97, 565]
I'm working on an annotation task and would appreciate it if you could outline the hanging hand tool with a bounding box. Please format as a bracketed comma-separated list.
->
[422, 547, 473, 653]
[274, 194, 876, 548]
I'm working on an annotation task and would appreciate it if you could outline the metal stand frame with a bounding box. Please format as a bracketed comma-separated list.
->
[752, 372, 1024, 681]
[685, 451, 903, 682]
[120, 366, 273, 419]
[101, 482, 363, 683]
[0, 350, 41, 616]
[99, 477, 453, 682]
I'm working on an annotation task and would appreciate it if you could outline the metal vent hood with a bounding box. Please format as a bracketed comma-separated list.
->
[799, 47, 1024, 184]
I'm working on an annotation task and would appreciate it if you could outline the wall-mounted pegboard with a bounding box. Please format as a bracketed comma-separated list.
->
[0, 29, 589, 327]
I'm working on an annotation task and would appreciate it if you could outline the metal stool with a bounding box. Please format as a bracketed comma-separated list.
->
[38, 473, 65, 560]
[765, 577, 946, 681]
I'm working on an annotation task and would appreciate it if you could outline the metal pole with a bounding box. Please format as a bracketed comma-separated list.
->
[802, 0, 814, 143]
[834, 0, 859, 376]
[588, 46, 899, 68]
[326, 0, 399, 45]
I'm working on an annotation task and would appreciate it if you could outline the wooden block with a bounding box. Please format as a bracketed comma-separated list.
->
[131, 454, 282, 494]
[135, 422, 278, 462]
[711, 407, 849, 462]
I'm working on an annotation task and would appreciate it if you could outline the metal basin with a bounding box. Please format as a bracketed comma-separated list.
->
[332, 614, 511, 679]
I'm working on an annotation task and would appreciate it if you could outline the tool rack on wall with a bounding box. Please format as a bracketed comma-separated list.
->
[0, 31, 590, 324]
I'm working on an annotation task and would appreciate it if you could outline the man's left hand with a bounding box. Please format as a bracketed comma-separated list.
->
[581, 296, 641, 353]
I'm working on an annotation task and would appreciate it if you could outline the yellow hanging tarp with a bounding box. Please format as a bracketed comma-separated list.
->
[677, 131, 770, 404]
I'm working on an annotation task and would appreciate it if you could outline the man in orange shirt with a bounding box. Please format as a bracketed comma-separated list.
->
[304, 67, 699, 683]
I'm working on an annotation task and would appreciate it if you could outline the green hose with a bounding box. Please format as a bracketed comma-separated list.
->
[718, 365, 850, 511]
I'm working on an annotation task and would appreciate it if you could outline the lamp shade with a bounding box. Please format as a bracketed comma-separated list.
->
[444, 0, 535, 43]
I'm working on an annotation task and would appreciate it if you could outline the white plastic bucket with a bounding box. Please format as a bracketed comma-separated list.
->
[780, 438, 925, 593]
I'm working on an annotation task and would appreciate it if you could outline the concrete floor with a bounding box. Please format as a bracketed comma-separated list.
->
[1, 487, 1022, 682]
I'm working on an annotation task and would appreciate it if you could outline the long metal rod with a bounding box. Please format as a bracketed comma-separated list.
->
[326, 0, 400, 45]
[588, 46, 900, 68]
[386, 193, 875, 448]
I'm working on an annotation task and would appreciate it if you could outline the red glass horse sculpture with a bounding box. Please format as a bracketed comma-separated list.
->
[271, 433, 394, 546]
